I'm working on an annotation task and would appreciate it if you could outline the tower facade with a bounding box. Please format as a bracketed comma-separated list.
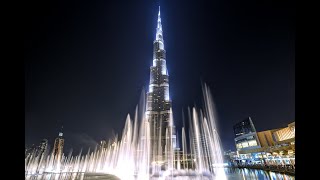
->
[146, 7, 176, 164]
[39, 139, 48, 155]
[52, 127, 64, 165]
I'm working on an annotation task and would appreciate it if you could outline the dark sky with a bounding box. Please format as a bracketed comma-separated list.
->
[25, 0, 295, 153]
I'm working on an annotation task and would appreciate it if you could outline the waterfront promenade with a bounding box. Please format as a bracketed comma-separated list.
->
[234, 164, 295, 176]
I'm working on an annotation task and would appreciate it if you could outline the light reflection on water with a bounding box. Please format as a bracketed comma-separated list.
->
[225, 168, 295, 180]
[25, 172, 118, 180]
[25, 168, 294, 180]
[26, 173, 80, 180]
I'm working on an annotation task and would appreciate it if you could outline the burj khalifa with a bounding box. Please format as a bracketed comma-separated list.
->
[146, 7, 177, 165]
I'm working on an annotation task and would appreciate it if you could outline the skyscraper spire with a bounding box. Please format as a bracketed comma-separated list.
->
[156, 6, 163, 41]
[59, 125, 63, 137]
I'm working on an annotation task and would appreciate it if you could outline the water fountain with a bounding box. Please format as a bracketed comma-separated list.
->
[25, 84, 230, 180]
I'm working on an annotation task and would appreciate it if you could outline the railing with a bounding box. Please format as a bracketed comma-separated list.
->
[234, 164, 295, 175]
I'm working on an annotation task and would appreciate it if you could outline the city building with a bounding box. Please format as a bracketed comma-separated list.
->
[37, 139, 48, 158]
[174, 151, 196, 170]
[25, 144, 37, 158]
[233, 119, 295, 165]
[146, 7, 177, 163]
[224, 150, 238, 159]
[25, 139, 49, 170]
[264, 122, 295, 163]
[39, 139, 48, 153]
[233, 117, 261, 151]
[273, 122, 295, 142]
[26, 139, 49, 159]
[223, 150, 238, 165]
[99, 140, 108, 149]
[52, 127, 64, 163]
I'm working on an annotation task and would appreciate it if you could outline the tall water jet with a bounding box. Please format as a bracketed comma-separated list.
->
[192, 107, 204, 173]
[181, 127, 188, 170]
[202, 83, 227, 179]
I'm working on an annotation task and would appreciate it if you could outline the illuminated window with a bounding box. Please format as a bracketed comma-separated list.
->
[246, 136, 254, 140]
[241, 142, 249, 148]
[248, 140, 257, 147]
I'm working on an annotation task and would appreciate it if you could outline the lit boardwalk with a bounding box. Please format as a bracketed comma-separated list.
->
[235, 164, 295, 176]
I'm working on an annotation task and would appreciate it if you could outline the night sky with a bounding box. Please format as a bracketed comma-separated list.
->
[25, 0, 295, 153]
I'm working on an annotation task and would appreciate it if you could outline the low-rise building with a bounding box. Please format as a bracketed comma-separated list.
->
[233, 118, 295, 165]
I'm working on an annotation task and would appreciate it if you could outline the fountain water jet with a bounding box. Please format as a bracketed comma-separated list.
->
[25, 84, 227, 180]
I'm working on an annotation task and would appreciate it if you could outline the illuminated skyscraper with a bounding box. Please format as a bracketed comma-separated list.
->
[52, 127, 64, 165]
[37, 139, 48, 158]
[146, 7, 176, 163]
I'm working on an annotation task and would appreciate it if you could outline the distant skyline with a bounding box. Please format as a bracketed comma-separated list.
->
[25, 0, 295, 153]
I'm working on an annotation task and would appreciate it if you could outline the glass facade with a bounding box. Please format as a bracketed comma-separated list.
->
[233, 117, 257, 137]
[233, 117, 260, 151]
[235, 136, 258, 149]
